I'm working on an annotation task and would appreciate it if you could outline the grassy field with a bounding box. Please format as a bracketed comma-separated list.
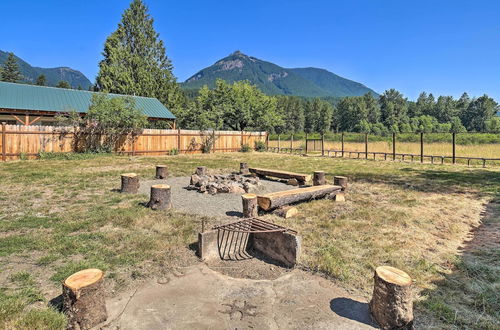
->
[0, 152, 498, 329]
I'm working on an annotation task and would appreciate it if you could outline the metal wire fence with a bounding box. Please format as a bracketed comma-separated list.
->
[267, 132, 500, 167]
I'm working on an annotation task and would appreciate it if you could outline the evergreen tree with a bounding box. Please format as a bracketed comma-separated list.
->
[457, 92, 471, 124]
[434, 96, 457, 123]
[36, 74, 46, 86]
[379, 89, 408, 130]
[0, 52, 22, 82]
[56, 80, 71, 89]
[364, 93, 381, 124]
[96, 0, 185, 114]
[462, 95, 498, 131]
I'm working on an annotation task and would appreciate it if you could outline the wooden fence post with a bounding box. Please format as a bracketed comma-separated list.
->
[291, 134, 294, 152]
[1, 122, 6, 162]
[420, 132, 424, 163]
[177, 128, 181, 153]
[278, 134, 281, 153]
[341, 132, 344, 157]
[266, 132, 269, 150]
[392, 132, 396, 161]
[212, 130, 216, 153]
[241, 130, 244, 148]
[322, 133, 325, 156]
[305, 133, 308, 154]
[365, 133, 368, 159]
[131, 134, 136, 156]
[452, 132, 456, 164]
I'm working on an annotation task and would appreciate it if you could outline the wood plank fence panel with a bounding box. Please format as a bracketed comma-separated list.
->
[0, 125, 267, 160]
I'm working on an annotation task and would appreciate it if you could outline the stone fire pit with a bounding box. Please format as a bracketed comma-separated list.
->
[188, 166, 262, 195]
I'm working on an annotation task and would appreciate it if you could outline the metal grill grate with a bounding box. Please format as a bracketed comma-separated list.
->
[213, 218, 297, 234]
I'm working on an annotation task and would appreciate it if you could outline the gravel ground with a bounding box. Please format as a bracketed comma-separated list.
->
[138, 176, 296, 218]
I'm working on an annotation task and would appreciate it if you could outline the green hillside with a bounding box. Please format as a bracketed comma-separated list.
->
[0, 50, 92, 89]
[183, 51, 377, 97]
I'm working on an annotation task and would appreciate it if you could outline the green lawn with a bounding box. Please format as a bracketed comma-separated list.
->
[0, 152, 498, 329]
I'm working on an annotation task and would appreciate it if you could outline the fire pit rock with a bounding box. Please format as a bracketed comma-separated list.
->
[189, 173, 262, 195]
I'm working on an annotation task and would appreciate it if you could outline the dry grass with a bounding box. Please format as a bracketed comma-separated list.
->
[269, 140, 500, 161]
[0, 152, 498, 328]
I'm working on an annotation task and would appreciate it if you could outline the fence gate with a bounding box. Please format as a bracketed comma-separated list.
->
[306, 139, 323, 153]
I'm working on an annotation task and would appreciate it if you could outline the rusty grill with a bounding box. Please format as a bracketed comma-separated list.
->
[213, 218, 297, 234]
[213, 218, 296, 260]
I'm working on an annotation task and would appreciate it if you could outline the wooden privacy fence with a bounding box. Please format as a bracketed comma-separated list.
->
[0, 123, 268, 161]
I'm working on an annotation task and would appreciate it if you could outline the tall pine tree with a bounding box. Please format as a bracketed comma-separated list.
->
[36, 74, 47, 86]
[96, 0, 185, 113]
[1, 52, 22, 83]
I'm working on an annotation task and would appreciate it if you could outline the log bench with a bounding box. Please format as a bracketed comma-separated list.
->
[257, 184, 342, 211]
[249, 167, 311, 185]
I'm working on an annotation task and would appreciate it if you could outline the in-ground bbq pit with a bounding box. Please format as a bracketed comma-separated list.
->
[198, 218, 302, 279]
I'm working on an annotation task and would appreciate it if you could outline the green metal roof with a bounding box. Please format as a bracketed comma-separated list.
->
[0, 81, 175, 119]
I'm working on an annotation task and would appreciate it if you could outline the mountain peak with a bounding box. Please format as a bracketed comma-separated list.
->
[183, 52, 377, 97]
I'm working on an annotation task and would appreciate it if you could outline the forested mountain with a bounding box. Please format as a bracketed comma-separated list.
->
[183, 51, 377, 98]
[0, 50, 92, 89]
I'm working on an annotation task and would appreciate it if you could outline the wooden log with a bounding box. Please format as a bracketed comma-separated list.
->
[242, 193, 258, 218]
[313, 171, 326, 186]
[240, 162, 250, 175]
[334, 192, 345, 202]
[369, 266, 413, 329]
[196, 166, 207, 176]
[147, 184, 172, 210]
[249, 167, 311, 184]
[62, 268, 107, 330]
[155, 165, 168, 179]
[334, 176, 348, 191]
[257, 185, 342, 211]
[273, 206, 298, 218]
[287, 178, 299, 186]
[120, 173, 139, 193]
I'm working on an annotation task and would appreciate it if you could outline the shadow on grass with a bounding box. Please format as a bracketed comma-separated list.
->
[416, 199, 500, 328]
[351, 167, 500, 196]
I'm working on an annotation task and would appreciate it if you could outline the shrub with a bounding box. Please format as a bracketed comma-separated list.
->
[254, 140, 266, 152]
[240, 143, 251, 152]
[169, 148, 179, 156]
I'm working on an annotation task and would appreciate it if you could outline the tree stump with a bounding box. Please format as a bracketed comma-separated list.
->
[242, 193, 258, 218]
[147, 184, 172, 210]
[121, 173, 139, 193]
[155, 165, 168, 179]
[313, 171, 326, 186]
[196, 166, 207, 176]
[369, 266, 413, 329]
[240, 162, 250, 175]
[62, 268, 107, 330]
[334, 176, 348, 191]
[273, 206, 298, 218]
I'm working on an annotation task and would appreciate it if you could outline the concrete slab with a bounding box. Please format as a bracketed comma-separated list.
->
[102, 264, 377, 329]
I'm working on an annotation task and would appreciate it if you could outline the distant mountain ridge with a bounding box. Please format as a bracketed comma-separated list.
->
[0, 50, 92, 89]
[183, 51, 377, 98]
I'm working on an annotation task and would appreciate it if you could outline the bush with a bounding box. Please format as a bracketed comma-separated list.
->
[169, 148, 179, 156]
[240, 144, 251, 152]
[254, 140, 266, 152]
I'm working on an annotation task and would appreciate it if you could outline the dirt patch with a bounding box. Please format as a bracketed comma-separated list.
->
[206, 256, 293, 280]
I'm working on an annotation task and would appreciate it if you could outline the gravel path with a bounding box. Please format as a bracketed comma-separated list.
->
[138, 176, 296, 218]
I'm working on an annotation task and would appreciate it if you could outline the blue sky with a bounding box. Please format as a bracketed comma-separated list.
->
[1, 0, 499, 101]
